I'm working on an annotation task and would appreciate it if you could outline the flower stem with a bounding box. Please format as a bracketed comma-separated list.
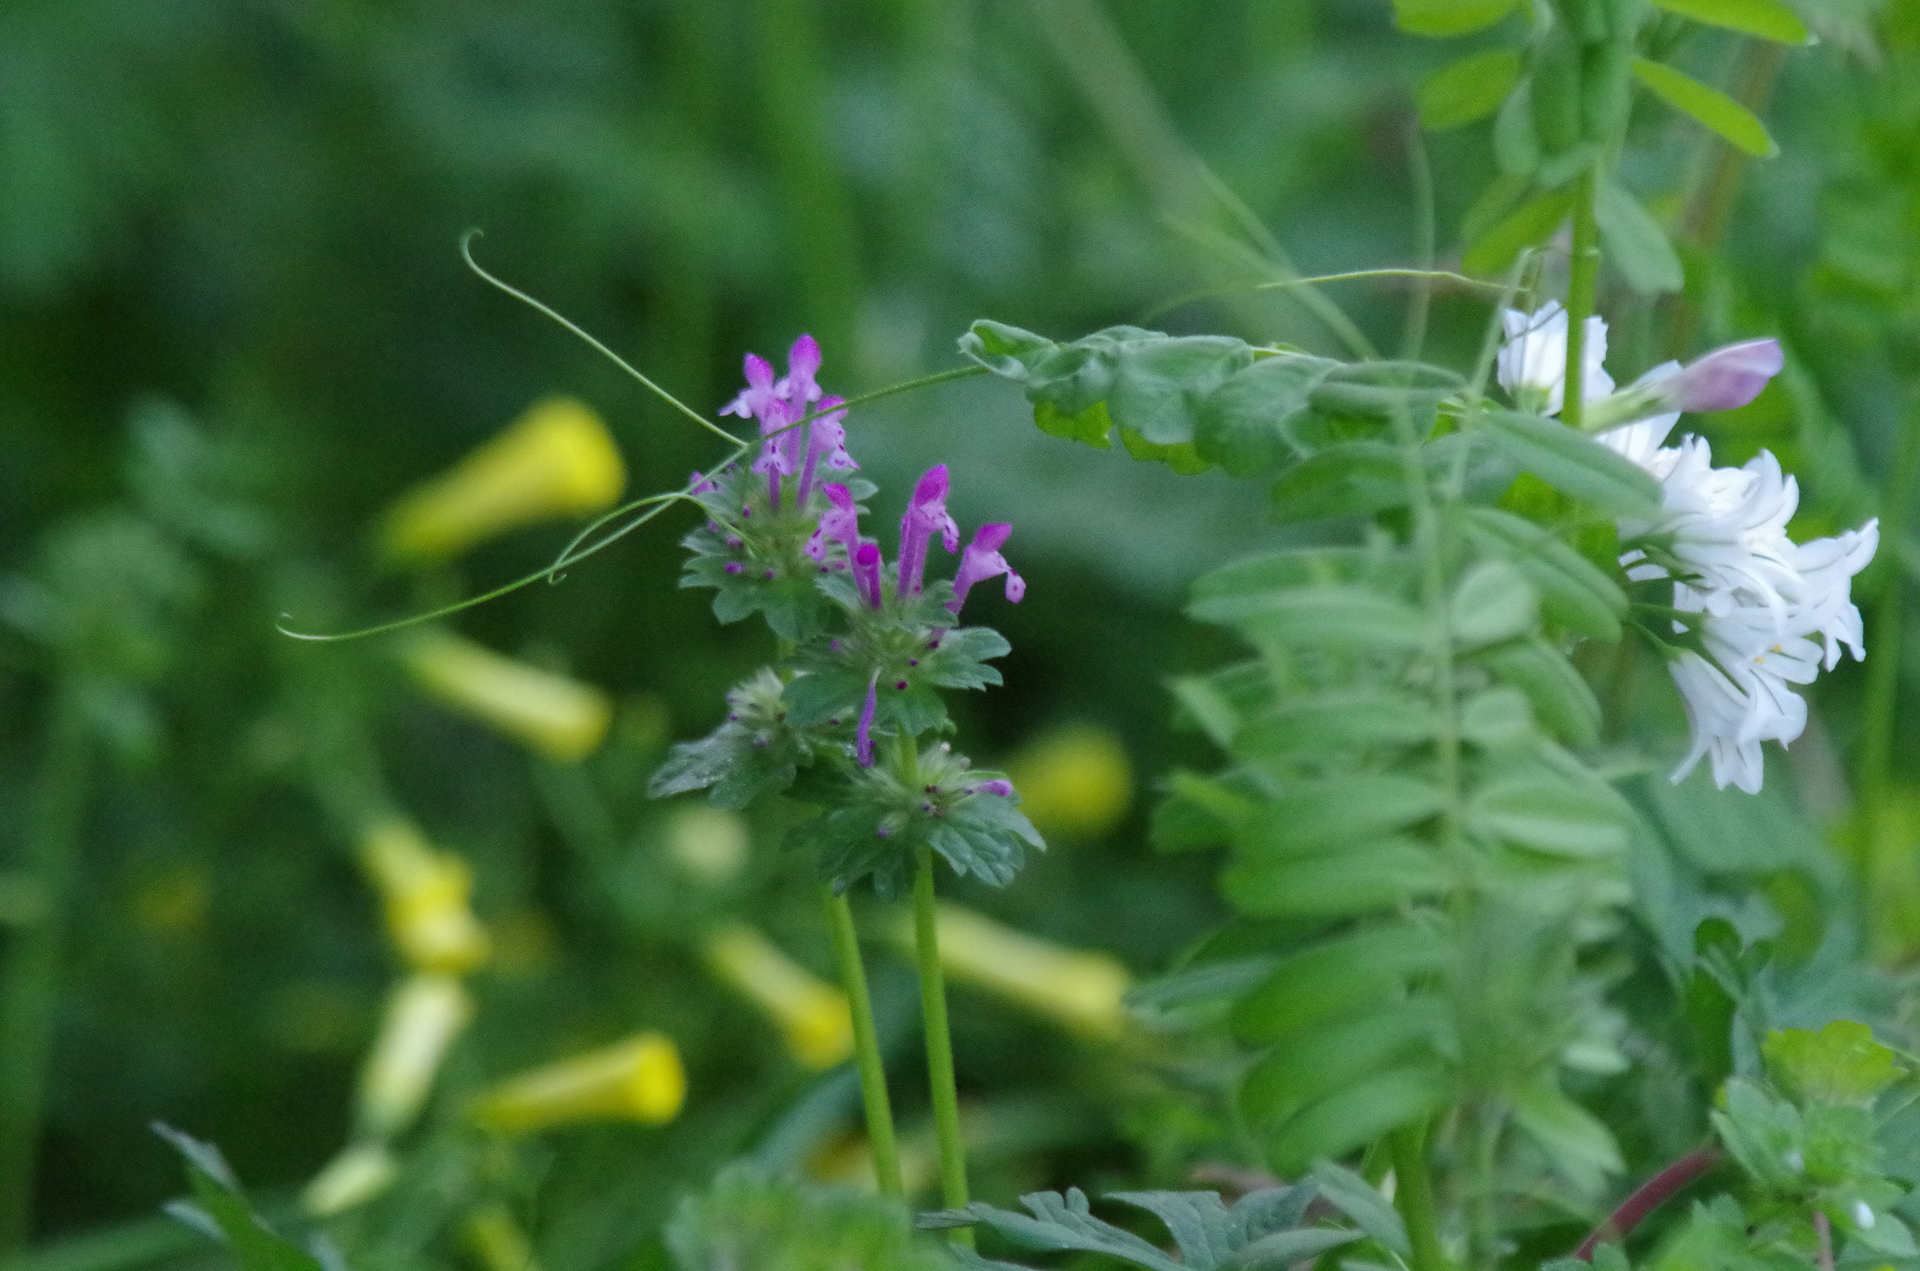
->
[1562, 164, 1601, 434]
[1390, 1123, 1449, 1271]
[911, 846, 971, 1244]
[0, 688, 91, 1254]
[1573, 1147, 1721, 1259]
[821, 887, 903, 1197]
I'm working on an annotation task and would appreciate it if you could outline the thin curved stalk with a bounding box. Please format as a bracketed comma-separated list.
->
[912, 847, 971, 1245]
[822, 889, 903, 1196]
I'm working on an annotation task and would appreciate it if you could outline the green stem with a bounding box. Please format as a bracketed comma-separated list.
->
[1465, 1102, 1504, 1271]
[912, 846, 970, 1244]
[1861, 399, 1920, 804]
[1391, 1123, 1448, 1271]
[0, 687, 92, 1254]
[1562, 165, 1601, 434]
[821, 888, 903, 1197]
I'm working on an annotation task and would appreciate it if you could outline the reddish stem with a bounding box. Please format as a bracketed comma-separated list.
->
[1574, 1147, 1723, 1260]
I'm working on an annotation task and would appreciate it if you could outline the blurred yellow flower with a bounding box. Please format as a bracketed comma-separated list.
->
[301, 1141, 397, 1216]
[665, 805, 751, 887]
[399, 629, 612, 763]
[701, 922, 852, 1070]
[464, 1204, 544, 1271]
[380, 395, 625, 565]
[472, 1032, 684, 1132]
[358, 973, 475, 1139]
[359, 818, 490, 975]
[900, 903, 1131, 1039]
[1004, 723, 1132, 840]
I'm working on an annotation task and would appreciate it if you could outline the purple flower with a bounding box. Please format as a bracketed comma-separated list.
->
[722, 337, 832, 510]
[967, 779, 1013, 797]
[896, 466, 960, 597]
[775, 335, 824, 408]
[949, 523, 1026, 613]
[795, 396, 854, 504]
[804, 483, 862, 565]
[689, 470, 718, 496]
[856, 670, 879, 767]
[853, 542, 884, 610]
[1661, 338, 1784, 413]
[721, 352, 782, 424]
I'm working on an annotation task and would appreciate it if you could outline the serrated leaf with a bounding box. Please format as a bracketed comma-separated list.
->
[1195, 354, 1339, 477]
[1230, 1186, 1318, 1246]
[928, 794, 1045, 887]
[919, 627, 1012, 691]
[1633, 58, 1779, 158]
[1594, 180, 1685, 294]
[1475, 411, 1662, 517]
[1464, 189, 1572, 277]
[1449, 560, 1540, 648]
[921, 1190, 1184, 1271]
[1223, 838, 1449, 918]
[1232, 924, 1448, 1046]
[1651, 0, 1809, 42]
[1762, 1020, 1902, 1107]
[1460, 506, 1626, 641]
[1308, 1163, 1411, 1256]
[1419, 50, 1524, 130]
[1393, 0, 1518, 37]
[1225, 1229, 1360, 1270]
[1469, 776, 1629, 857]
[1189, 586, 1432, 651]
[1105, 1192, 1235, 1269]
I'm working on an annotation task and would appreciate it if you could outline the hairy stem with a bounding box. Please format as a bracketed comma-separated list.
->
[1574, 1147, 1721, 1259]
[912, 846, 971, 1243]
[822, 888, 903, 1197]
[1562, 165, 1601, 434]
[0, 688, 91, 1254]
[1391, 1123, 1449, 1271]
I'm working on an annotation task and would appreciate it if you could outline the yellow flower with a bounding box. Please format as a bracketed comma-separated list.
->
[359, 818, 490, 975]
[399, 629, 612, 763]
[700, 922, 852, 1070]
[472, 1032, 684, 1133]
[302, 1141, 398, 1216]
[664, 806, 751, 887]
[1004, 723, 1133, 841]
[358, 974, 475, 1139]
[899, 904, 1130, 1039]
[464, 1204, 543, 1271]
[380, 396, 625, 565]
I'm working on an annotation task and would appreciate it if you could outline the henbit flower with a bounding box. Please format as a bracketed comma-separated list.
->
[852, 542, 884, 609]
[795, 396, 855, 505]
[803, 483, 862, 567]
[896, 465, 960, 597]
[1497, 301, 1614, 416]
[949, 523, 1026, 613]
[721, 351, 782, 424]
[856, 671, 879, 768]
[774, 334, 824, 407]
[723, 338, 831, 509]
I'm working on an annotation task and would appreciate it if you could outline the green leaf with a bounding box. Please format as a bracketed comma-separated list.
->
[1463, 190, 1571, 277]
[1109, 337, 1255, 446]
[1224, 1229, 1360, 1271]
[154, 1126, 324, 1271]
[1269, 443, 1410, 525]
[1237, 775, 1444, 856]
[1460, 507, 1627, 641]
[1448, 560, 1540, 648]
[1651, 0, 1810, 42]
[1419, 50, 1523, 130]
[1594, 180, 1685, 294]
[1510, 1084, 1625, 1187]
[1235, 689, 1437, 753]
[1240, 999, 1450, 1129]
[1633, 58, 1779, 158]
[1308, 1164, 1410, 1257]
[1034, 399, 1113, 448]
[1762, 1020, 1902, 1107]
[1306, 361, 1463, 419]
[1223, 837, 1449, 918]
[1232, 924, 1448, 1047]
[921, 1190, 1184, 1271]
[927, 793, 1046, 888]
[1120, 427, 1211, 474]
[1469, 776, 1629, 857]
[1474, 411, 1663, 517]
[1270, 1066, 1453, 1174]
[1189, 585, 1433, 651]
[1393, 0, 1517, 37]
[1472, 636, 1602, 746]
[1194, 354, 1339, 477]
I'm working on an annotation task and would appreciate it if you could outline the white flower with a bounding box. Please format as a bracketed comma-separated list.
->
[1854, 1200, 1877, 1231]
[1497, 302, 1614, 416]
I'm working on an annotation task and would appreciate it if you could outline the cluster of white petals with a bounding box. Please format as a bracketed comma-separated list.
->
[1497, 310, 1878, 794]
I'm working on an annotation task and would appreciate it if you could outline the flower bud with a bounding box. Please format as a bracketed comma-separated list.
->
[1004, 723, 1132, 841]
[301, 1141, 398, 1216]
[358, 974, 474, 1139]
[359, 818, 490, 974]
[900, 904, 1131, 1039]
[471, 1032, 685, 1132]
[380, 396, 625, 565]
[701, 922, 853, 1070]
[400, 629, 612, 763]
[465, 1205, 543, 1271]
[1659, 338, 1783, 413]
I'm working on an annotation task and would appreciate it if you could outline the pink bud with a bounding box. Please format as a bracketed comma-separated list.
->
[1665, 339, 1783, 413]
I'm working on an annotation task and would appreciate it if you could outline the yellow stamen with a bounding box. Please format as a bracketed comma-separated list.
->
[700, 922, 853, 1070]
[897, 903, 1131, 1039]
[359, 974, 475, 1139]
[359, 818, 491, 974]
[472, 1032, 685, 1132]
[1003, 723, 1133, 841]
[380, 396, 625, 565]
[399, 629, 612, 762]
